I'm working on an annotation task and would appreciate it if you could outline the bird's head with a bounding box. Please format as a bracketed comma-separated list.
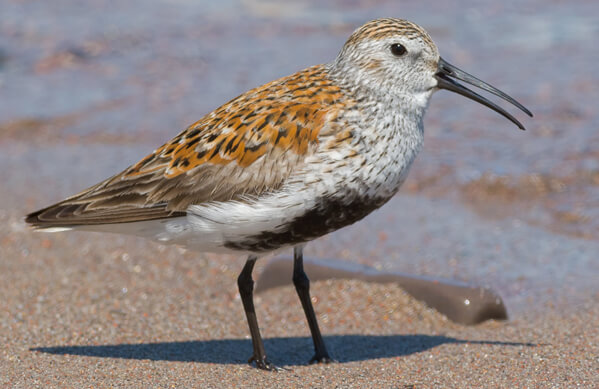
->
[332, 18, 532, 129]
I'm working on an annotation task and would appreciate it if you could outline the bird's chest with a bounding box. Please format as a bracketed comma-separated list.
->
[333, 108, 424, 199]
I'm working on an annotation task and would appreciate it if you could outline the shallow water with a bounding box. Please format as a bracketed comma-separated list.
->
[1, 0, 597, 314]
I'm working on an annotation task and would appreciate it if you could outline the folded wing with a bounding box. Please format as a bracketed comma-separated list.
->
[26, 65, 348, 228]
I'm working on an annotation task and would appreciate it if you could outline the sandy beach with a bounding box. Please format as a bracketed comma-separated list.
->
[2, 0, 598, 387]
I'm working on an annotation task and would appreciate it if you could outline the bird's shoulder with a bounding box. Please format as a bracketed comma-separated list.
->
[131, 65, 350, 178]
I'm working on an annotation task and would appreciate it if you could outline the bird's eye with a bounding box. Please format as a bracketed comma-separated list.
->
[390, 43, 407, 57]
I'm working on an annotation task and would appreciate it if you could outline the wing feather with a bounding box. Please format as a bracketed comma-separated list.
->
[26, 65, 350, 228]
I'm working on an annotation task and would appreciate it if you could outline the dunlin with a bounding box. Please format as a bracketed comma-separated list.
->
[26, 18, 532, 370]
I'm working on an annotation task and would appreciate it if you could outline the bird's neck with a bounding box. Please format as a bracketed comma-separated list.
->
[326, 63, 432, 124]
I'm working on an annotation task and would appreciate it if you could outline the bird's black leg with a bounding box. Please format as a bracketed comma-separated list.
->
[292, 246, 334, 364]
[237, 255, 276, 370]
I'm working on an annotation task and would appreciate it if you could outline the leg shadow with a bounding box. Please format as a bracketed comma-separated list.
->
[32, 334, 536, 366]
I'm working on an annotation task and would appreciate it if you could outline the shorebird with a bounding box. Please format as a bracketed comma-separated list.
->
[26, 18, 532, 370]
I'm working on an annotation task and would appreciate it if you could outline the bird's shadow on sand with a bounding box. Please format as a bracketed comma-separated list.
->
[31, 334, 535, 366]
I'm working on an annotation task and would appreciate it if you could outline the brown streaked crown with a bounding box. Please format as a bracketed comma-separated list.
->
[343, 18, 434, 50]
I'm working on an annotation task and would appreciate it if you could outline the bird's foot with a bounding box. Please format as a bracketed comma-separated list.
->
[248, 355, 285, 371]
[309, 353, 336, 364]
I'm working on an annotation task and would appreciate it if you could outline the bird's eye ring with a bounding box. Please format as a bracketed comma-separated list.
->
[390, 43, 407, 57]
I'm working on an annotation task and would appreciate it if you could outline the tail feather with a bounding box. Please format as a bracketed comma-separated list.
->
[25, 201, 185, 229]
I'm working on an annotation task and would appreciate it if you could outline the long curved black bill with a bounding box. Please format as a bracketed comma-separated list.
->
[435, 57, 533, 130]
